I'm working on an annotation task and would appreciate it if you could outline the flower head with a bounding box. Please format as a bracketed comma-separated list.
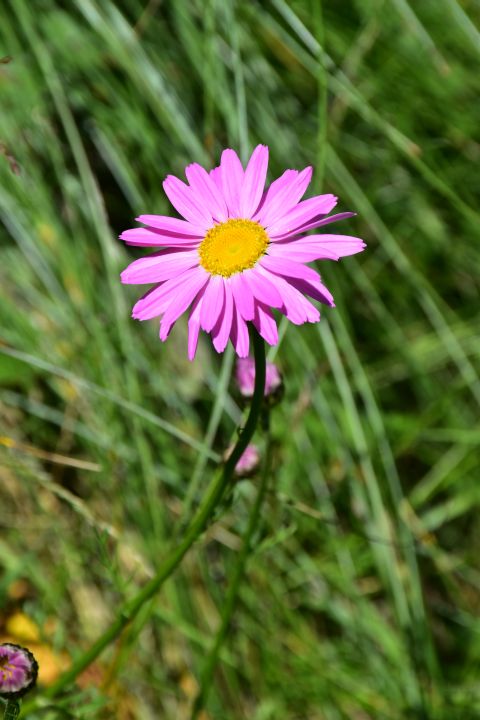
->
[120, 145, 365, 359]
[0, 643, 38, 699]
[236, 357, 282, 402]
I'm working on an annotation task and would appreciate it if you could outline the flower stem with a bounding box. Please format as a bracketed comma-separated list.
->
[3, 701, 21, 720]
[190, 425, 273, 719]
[177, 345, 235, 532]
[32, 330, 266, 705]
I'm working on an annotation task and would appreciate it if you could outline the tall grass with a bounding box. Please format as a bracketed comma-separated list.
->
[1, 1, 479, 718]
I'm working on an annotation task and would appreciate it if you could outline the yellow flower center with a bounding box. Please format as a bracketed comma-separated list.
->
[0, 655, 14, 680]
[199, 219, 269, 277]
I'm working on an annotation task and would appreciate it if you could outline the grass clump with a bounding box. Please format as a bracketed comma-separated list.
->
[1, 1, 479, 718]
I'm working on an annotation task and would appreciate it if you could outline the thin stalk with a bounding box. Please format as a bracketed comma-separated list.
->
[3, 701, 20, 720]
[312, 0, 327, 193]
[228, 0, 249, 161]
[23, 331, 266, 708]
[191, 430, 273, 718]
[180, 345, 236, 528]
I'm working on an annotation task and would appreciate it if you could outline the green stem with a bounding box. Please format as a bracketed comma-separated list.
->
[179, 345, 235, 531]
[191, 428, 273, 719]
[27, 331, 266, 707]
[3, 701, 21, 720]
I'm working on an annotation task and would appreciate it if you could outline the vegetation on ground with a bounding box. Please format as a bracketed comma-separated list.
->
[1, 1, 479, 717]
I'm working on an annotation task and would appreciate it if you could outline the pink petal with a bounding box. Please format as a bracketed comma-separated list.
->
[249, 266, 314, 325]
[284, 291, 320, 324]
[260, 254, 321, 285]
[121, 249, 199, 284]
[298, 234, 366, 258]
[185, 163, 229, 222]
[159, 268, 209, 340]
[253, 169, 297, 224]
[231, 305, 250, 357]
[288, 277, 335, 307]
[230, 272, 255, 321]
[266, 195, 338, 237]
[200, 275, 225, 332]
[243, 267, 283, 308]
[267, 241, 339, 263]
[271, 234, 365, 262]
[257, 271, 320, 324]
[240, 145, 269, 218]
[220, 148, 244, 217]
[253, 303, 278, 346]
[163, 175, 213, 227]
[270, 212, 356, 241]
[212, 280, 234, 353]
[210, 166, 223, 191]
[120, 228, 201, 247]
[132, 268, 200, 320]
[255, 166, 312, 226]
[188, 293, 203, 361]
[132, 288, 171, 321]
[136, 215, 205, 237]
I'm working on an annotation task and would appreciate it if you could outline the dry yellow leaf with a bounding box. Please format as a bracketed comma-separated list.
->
[5, 611, 40, 643]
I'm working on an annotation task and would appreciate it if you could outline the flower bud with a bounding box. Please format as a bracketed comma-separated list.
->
[235, 358, 283, 405]
[224, 444, 261, 478]
[0, 644, 38, 700]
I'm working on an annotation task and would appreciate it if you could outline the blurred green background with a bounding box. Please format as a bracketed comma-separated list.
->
[1, 0, 480, 718]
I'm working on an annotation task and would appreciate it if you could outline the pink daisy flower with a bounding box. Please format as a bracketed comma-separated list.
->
[120, 145, 365, 360]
